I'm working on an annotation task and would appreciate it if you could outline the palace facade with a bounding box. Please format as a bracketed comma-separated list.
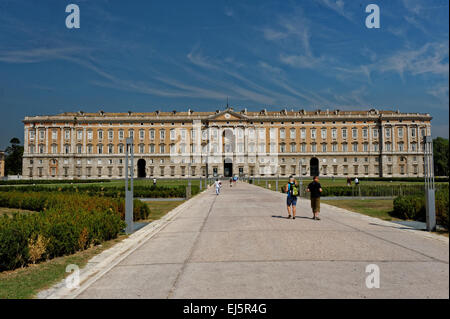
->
[22, 108, 432, 179]
[0, 150, 4, 178]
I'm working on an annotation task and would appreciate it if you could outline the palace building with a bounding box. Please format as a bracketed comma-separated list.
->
[22, 108, 432, 180]
[0, 150, 5, 178]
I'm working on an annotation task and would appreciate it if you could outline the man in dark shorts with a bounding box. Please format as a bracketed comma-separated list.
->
[307, 176, 323, 220]
[284, 175, 299, 219]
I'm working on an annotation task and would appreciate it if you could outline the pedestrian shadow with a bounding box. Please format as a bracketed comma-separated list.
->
[272, 215, 312, 220]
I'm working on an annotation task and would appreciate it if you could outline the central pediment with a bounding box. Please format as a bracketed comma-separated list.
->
[208, 109, 248, 121]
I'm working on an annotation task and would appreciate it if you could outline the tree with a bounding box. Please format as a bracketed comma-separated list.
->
[4, 137, 24, 176]
[433, 137, 449, 177]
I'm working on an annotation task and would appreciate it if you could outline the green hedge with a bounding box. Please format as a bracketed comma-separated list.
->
[358, 177, 449, 183]
[0, 191, 155, 272]
[392, 186, 449, 228]
[280, 184, 429, 197]
[0, 192, 149, 222]
[0, 207, 124, 272]
[0, 179, 112, 186]
[0, 185, 199, 198]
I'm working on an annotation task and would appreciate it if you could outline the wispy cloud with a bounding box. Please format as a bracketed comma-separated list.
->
[314, 0, 353, 22]
[378, 42, 449, 79]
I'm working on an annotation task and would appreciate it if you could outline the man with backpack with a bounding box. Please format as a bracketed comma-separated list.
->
[307, 176, 323, 220]
[284, 175, 299, 219]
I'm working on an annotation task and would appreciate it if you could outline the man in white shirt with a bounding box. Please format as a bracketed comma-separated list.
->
[214, 179, 221, 195]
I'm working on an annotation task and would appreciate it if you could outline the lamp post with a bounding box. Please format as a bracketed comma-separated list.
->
[187, 161, 192, 199]
[424, 136, 436, 231]
[298, 159, 304, 197]
[125, 138, 134, 234]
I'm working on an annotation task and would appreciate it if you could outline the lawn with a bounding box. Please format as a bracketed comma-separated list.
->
[252, 177, 444, 188]
[321, 199, 395, 220]
[0, 235, 126, 299]
[144, 200, 186, 222]
[0, 178, 203, 189]
[0, 197, 185, 299]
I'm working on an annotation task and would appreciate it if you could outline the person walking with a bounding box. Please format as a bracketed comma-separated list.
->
[307, 176, 323, 220]
[284, 175, 299, 219]
[354, 177, 359, 185]
[153, 177, 157, 186]
[215, 179, 222, 195]
[346, 177, 351, 186]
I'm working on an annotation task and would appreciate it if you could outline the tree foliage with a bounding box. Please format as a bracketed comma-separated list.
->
[4, 138, 24, 176]
[433, 137, 449, 177]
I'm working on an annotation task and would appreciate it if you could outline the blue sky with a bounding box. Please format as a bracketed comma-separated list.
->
[0, 0, 448, 149]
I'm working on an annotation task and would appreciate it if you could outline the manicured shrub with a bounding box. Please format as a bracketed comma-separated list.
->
[0, 185, 200, 198]
[436, 187, 449, 229]
[392, 185, 448, 226]
[0, 179, 112, 186]
[0, 206, 125, 271]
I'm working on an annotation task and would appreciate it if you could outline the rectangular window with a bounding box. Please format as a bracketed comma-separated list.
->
[373, 128, 379, 138]
[300, 128, 306, 139]
[290, 128, 296, 139]
[87, 130, 93, 140]
[258, 128, 265, 139]
[160, 130, 165, 140]
[362, 128, 368, 138]
[290, 143, 296, 153]
[385, 128, 391, 138]
[170, 129, 176, 140]
[342, 128, 347, 139]
[108, 130, 114, 140]
[398, 127, 403, 138]
[77, 130, 83, 140]
[150, 129, 155, 140]
[331, 129, 337, 139]
[280, 129, 285, 139]
[65, 130, 70, 140]
[352, 143, 358, 152]
[311, 129, 316, 139]
[352, 128, 358, 139]
[139, 130, 145, 139]
[321, 129, 327, 139]
[311, 144, 317, 152]
[322, 144, 327, 152]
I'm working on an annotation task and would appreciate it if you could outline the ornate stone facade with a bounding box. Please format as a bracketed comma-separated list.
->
[0, 151, 4, 178]
[22, 108, 432, 179]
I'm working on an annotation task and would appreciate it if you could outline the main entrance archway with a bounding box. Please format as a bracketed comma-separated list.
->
[310, 157, 319, 177]
[224, 158, 233, 177]
[137, 159, 146, 178]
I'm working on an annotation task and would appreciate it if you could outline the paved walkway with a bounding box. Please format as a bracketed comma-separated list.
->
[75, 182, 448, 299]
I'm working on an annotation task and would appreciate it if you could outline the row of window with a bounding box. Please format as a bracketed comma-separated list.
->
[29, 126, 428, 142]
[28, 140, 423, 155]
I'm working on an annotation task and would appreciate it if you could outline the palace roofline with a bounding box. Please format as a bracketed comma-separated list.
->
[23, 107, 432, 123]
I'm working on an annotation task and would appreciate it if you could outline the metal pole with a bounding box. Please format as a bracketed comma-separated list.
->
[186, 162, 192, 199]
[299, 160, 303, 197]
[125, 138, 134, 234]
[424, 136, 436, 231]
